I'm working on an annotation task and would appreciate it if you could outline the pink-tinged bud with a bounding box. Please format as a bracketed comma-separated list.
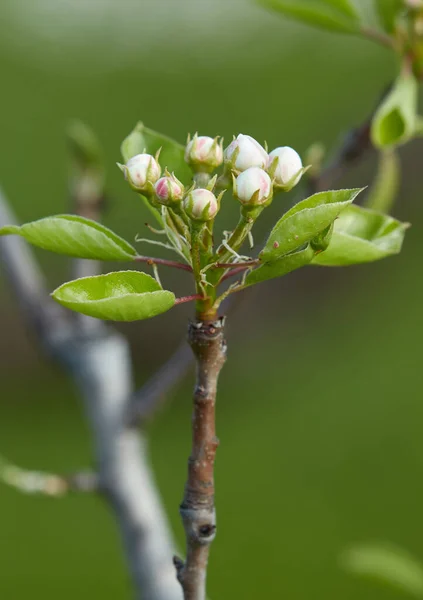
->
[224, 134, 268, 172]
[183, 189, 219, 221]
[268, 146, 303, 190]
[234, 167, 272, 206]
[154, 173, 185, 205]
[185, 135, 223, 172]
[406, 0, 423, 8]
[120, 153, 161, 192]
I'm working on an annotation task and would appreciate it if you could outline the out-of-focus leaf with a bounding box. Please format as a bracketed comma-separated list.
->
[342, 542, 423, 597]
[67, 120, 104, 170]
[257, 0, 360, 33]
[245, 244, 315, 286]
[313, 204, 408, 265]
[0, 215, 137, 261]
[121, 121, 190, 181]
[52, 271, 175, 321]
[375, 0, 403, 33]
[260, 188, 363, 262]
[364, 150, 400, 213]
[371, 74, 418, 148]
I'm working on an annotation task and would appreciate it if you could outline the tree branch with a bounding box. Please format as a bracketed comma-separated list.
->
[0, 455, 99, 496]
[127, 340, 193, 427]
[175, 318, 227, 600]
[0, 188, 183, 600]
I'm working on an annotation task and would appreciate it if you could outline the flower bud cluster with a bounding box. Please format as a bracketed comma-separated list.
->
[118, 132, 305, 220]
[223, 134, 304, 205]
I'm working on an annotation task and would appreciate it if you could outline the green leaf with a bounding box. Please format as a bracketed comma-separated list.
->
[121, 121, 190, 182]
[257, 0, 360, 33]
[0, 215, 137, 261]
[375, 0, 403, 33]
[67, 120, 104, 170]
[371, 74, 418, 149]
[313, 204, 408, 266]
[342, 542, 423, 597]
[261, 188, 363, 262]
[364, 150, 400, 213]
[52, 271, 175, 321]
[320, 0, 358, 18]
[245, 244, 315, 286]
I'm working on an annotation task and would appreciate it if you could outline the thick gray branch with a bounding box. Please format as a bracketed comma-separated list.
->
[58, 330, 182, 600]
[0, 190, 182, 600]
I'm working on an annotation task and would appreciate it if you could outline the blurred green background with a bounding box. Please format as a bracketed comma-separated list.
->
[0, 0, 422, 598]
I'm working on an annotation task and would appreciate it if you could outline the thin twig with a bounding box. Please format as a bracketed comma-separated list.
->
[175, 318, 227, 600]
[135, 255, 193, 272]
[360, 26, 396, 50]
[175, 294, 204, 305]
[127, 340, 193, 427]
[0, 456, 99, 496]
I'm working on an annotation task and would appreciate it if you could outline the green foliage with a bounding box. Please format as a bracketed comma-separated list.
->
[257, 0, 361, 33]
[0, 215, 137, 261]
[121, 121, 190, 182]
[342, 543, 423, 597]
[371, 74, 418, 149]
[245, 244, 315, 286]
[375, 0, 403, 33]
[260, 188, 363, 262]
[364, 150, 400, 214]
[52, 271, 175, 321]
[313, 204, 408, 266]
[67, 120, 104, 171]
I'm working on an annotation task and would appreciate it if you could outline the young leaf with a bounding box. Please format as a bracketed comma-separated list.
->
[257, 0, 360, 33]
[245, 244, 315, 286]
[121, 121, 190, 182]
[313, 204, 408, 266]
[364, 150, 400, 214]
[375, 0, 403, 33]
[0, 215, 137, 261]
[342, 542, 423, 597]
[371, 74, 418, 149]
[52, 271, 175, 321]
[260, 188, 363, 262]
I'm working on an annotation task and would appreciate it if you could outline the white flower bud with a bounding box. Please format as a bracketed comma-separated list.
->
[185, 135, 223, 172]
[234, 167, 272, 206]
[121, 153, 161, 192]
[268, 146, 303, 189]
[183, 189, 219, 221]
[224, 134, 268, 172]
[154, 173, 184, 205]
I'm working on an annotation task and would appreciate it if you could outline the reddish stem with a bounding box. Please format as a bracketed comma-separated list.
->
[175, 294, 204, 306]
[135, 255, 193, 272]
[220, 265, 256, 283]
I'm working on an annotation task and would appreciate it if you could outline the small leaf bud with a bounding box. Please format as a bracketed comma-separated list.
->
[233, 167, 272, 206]
[224, 134, 268, 172]
[185, 134, 223, 173]
[268, 146, 303, 190]
[183, 189, 219, 221]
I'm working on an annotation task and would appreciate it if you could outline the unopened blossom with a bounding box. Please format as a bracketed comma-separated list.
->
[268, 146, 303, 189]
[154, 173, 184, 205]
[185, 135, 223, 172]
[234, 167, 272, 206]
[120, 154, 161, 192]
[224, 134, 268, 172]
[183, 189, 219, 221]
